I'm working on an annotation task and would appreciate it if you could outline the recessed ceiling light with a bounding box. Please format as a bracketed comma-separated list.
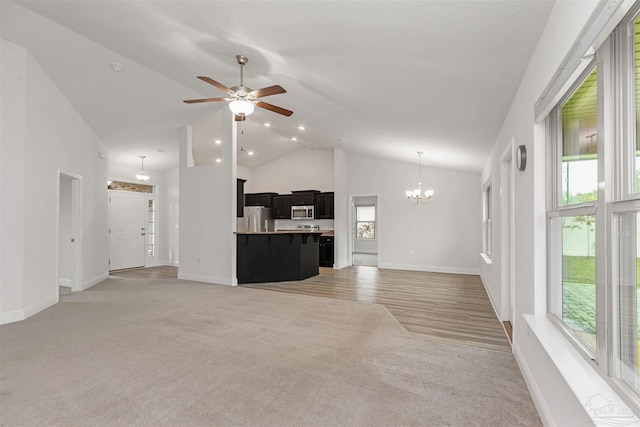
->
[248, 151, 254, 155]
[110, 62, 124, 72]
[214, 139, 222, 145]
[291, 137, 298, 141]
[264, 123, 271, 127]
[216, 158, 222, 163]
[298, 125, 305, 131]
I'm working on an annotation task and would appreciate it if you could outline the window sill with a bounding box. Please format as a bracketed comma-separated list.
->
[480, 253, 492, 265]
[523, 314, 638, 426]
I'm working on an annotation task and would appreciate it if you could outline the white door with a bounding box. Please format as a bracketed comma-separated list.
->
[109, 191, 146, 270]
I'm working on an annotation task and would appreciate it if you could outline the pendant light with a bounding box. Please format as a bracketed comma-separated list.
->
[136, 155, 150, 181]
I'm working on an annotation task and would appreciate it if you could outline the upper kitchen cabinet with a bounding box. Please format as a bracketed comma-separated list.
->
[315, 192, 334, 219]
[272, 195, 293, 219]
[291, 190, 320, 206]
[245, 192, 278, 208]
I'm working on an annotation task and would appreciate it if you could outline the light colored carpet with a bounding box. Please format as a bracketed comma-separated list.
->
[0, 277, 540, 426]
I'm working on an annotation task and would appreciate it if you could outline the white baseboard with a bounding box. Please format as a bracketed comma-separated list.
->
[177, 273, 236, 286]
[80, 272, 108, 291]
[513, 341, 553, 427]
[0, 309, 25, 325]
[160, 260, 179, 267]
[479, 274, 503, 321]
[58, 278, 72, 287]
[377, 263, 480, 276]
[23, 294, 58, 320]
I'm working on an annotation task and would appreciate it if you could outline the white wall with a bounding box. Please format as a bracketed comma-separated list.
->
[333, 148, 349, 269]
[178, 109, 236, 286]
[1, 39, 109, 324]
[162, 166, 179, 266]
[479, 1, 619, 424]
[348, 154, 481, 274]
[244, 148, 334, 194]
[1, 40, 27, 320]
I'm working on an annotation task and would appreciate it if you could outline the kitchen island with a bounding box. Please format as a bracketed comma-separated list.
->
[236, 231, 323, 284]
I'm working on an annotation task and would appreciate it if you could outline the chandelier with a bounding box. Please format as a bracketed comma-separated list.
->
[135, 155, 150, 181]
[405, 151, 434, 204]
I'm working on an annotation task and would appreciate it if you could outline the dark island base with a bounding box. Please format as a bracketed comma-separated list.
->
[236, 232, 321, 284]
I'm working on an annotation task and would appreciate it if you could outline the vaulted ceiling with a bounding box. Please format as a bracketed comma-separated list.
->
[1, 0, 555, 173]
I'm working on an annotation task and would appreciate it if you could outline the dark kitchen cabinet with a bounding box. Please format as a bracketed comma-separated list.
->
[291, 190, 319, 206]
[244, 192, 278, 208]
[237, 233, 321, 284]
[272, 195, 292, 219]
[315, 192, 334, 219]
[319, 235, 334, 267]
[237, 179, 246, 217]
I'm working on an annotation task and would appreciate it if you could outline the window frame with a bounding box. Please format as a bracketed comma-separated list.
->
[547, 57, 602, 362]
[355, 205, 376, 240]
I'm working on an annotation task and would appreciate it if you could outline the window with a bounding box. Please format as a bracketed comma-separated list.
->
[613, 12, 640, 397]
[546, 5, 640, 408]
[549, 65, 599, 354]
[147, 198, 156, 257]
[356, 205, 375, 239]
[483, 182, 492, 256]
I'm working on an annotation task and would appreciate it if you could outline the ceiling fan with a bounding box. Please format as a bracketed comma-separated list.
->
[183, 55, 293, 121]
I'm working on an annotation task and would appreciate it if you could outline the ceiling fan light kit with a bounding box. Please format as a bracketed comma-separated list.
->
[229, 99, 255, 116]
[184, 55, 293, 120]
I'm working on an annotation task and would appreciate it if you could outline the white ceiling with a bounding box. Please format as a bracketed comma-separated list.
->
[1, 0, 555, 173]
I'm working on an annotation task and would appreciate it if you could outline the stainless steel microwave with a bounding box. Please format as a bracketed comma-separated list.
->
[291, 205, 314, 220]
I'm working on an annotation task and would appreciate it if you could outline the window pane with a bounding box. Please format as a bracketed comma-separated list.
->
[562, 215, 597, 352]
[356, 222, 375, 239]
[635, 16, 640, 192]
[561, 67, 598, 206]
[356, 206, 375, 221]
[616, 212, 640, 394]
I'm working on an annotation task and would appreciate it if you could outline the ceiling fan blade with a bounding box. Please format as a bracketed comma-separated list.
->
[235, 115, 246, 121]
[183, 97, 227, 104]
[255, 101, 294, 117]
[251, 85, 286, 98]
[197, 76, 233, 95]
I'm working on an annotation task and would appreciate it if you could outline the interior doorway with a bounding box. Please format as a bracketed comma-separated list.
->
[58, 172, 81, 294]
[352, 195, 378, 267]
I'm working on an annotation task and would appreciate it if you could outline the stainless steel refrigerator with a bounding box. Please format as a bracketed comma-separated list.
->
[244, 206, 274, 232]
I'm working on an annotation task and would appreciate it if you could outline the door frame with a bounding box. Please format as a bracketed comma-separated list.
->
[500, 139, 516, 324]
[57, 171, 83, 293]
[349, 193, 380, 266]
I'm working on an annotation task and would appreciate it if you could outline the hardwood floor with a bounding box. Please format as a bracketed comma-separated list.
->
[107, 265, 511, 352]
[109, 266, 179, 280]
[245, 266, 511, 352]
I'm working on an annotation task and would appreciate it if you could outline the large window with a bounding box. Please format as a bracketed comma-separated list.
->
[547, 6, 640, 407]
